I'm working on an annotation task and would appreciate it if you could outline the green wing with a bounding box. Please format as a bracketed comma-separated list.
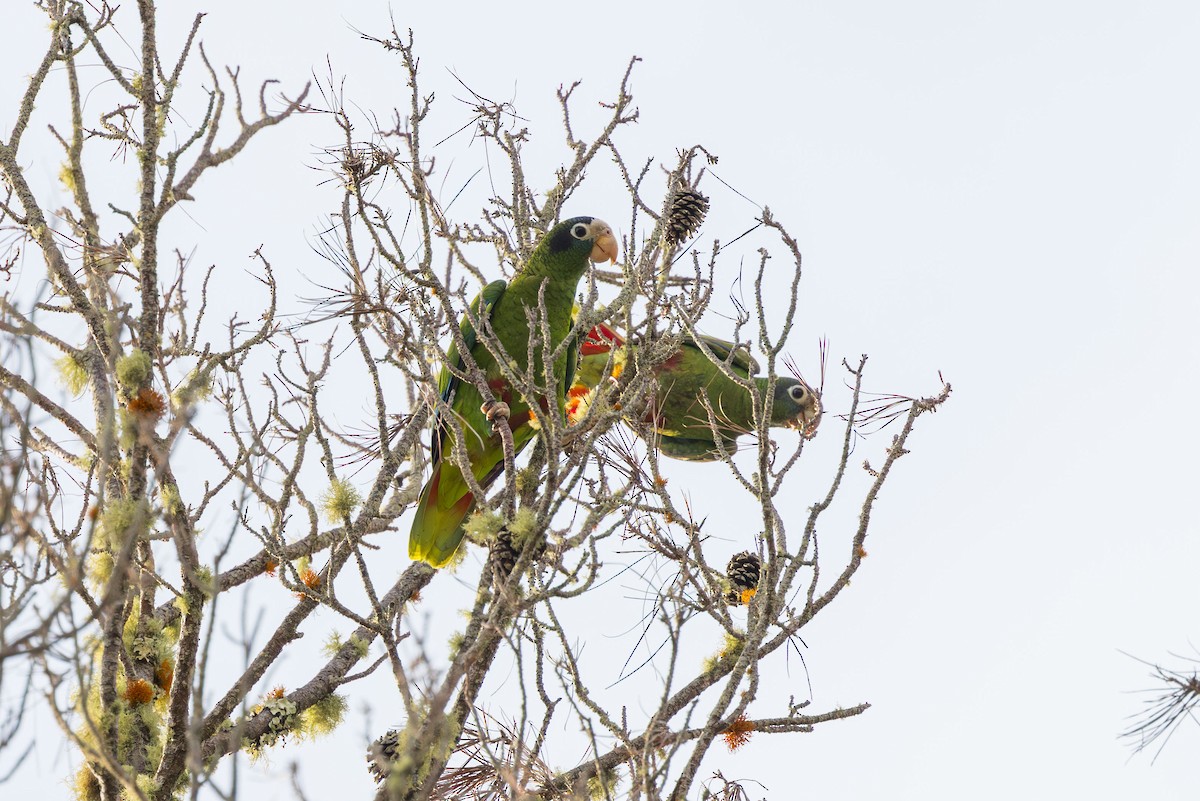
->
[431, 279, 507, 462]
[563, 317, 580, 398]
[657, 434, 738, 462]
[685, 334, 760, 376]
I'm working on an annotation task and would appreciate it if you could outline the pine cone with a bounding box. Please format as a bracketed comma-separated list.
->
[665, 188, 710, 245]
[367, 729, 401, 783]
[492, 528, 518, 583]
[725, 551, 762, 606]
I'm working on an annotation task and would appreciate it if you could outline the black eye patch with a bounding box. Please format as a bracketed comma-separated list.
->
[548, 217, 594, 253]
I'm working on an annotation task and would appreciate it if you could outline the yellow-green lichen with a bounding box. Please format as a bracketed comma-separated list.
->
[506, 507, 538, 543]
[71, 763, 101, 801]
[98, 498, 151, 551]
[55, 353, 90, 396]
[702, 630, 746, 674]
[87, 551, 115, 589]
[463, 508, 504, 543]
[514, 466, 540, 492]
[322, 631, 369, 660]
[587, 765, 623, 800]
[58, 162, 77, 194]
[172, 367, 213, 407]
[321, 479, 361, 523]
[300, 693, 347, 737]
[115, 350, 152, 390]
[192, 566, 215, 599]
[134, 774, 159, 798]
[159, 483, 182, 517]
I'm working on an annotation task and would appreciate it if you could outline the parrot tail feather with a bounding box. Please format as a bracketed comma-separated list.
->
[408, 466, 476, 568]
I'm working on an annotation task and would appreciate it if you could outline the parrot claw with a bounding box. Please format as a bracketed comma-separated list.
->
[482, 400, 510, 431]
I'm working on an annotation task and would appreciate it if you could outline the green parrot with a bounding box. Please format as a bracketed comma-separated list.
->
[409, 217, 618, 567]
[569, 324, 821, 461]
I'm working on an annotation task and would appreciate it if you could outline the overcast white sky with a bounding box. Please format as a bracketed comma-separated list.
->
[4, 1, 1200, 798]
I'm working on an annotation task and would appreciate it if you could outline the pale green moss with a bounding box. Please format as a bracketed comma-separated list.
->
[193, 566, 215, 599]
[134, 774, 159, 798]
[321, 479, 361, 523]
[87, 552, 115, 589]
[55, 353, 89, 396]
[322, 632, 370, 660]
[58, 162, 77, 193]
[587, 765, 622, 800]
[514, 466, 540, 492]
[115, 349, 152, 390]
[171, 368, 213, 407]
[159, 484, 182, 517]
[322, 631, 345, 657]
[98, 498, 151, 550]
[463, 508, 504, 543]
[348, 634, 370, 660]
[300, 693, 347, 737]
[71, 764, 101, 801]
[702, 630, 746, 674]
[507, 507, 538, 544]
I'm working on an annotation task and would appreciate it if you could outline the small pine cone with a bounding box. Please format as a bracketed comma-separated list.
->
[492, 528, 518, 583]
[665, 188, 710, 245]
[725, 551, 762, 606]
[367, 729, 401, 783]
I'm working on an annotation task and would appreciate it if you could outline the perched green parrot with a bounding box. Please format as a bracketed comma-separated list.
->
[569, 324, 821, 461]
[408, 217, 618, 567]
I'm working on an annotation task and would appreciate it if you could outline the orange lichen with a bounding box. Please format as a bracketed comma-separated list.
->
[300, 568, 321, 591]
[263, 558, 278, 576]
[409, 589, 422, 603]
[124, 679, 155, 705]
[857, 547, 868, 559]
[721, 714, 755, 752]
[154, 659, 174, 692]
[654, 476, 668, 488]
[738, 588, 757, 605]
[128, 387, 166, 419]
[266, 686, 286, 701]
[87, 505, 99, 521]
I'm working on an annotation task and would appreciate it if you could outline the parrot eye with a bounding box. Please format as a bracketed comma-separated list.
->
[571, 223, 589, 239]
[788, 385, 808, 402]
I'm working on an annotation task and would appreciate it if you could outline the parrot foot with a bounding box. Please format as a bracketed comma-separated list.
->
[481, 400, 510, 432]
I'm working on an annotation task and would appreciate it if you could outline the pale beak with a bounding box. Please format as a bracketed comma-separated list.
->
[590, 229, 619, 264]
[800, 402, 822, 439]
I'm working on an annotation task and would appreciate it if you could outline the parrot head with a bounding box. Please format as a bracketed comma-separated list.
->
[548, 217, 618, 264]
[770, 378, 821, 439]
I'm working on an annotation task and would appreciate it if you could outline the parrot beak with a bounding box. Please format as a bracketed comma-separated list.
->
[590, 228, 619, 264]
[798, 401, 822, 440]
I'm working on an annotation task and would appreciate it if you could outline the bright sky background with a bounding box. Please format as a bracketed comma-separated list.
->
[4, 1, 1200, 798]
